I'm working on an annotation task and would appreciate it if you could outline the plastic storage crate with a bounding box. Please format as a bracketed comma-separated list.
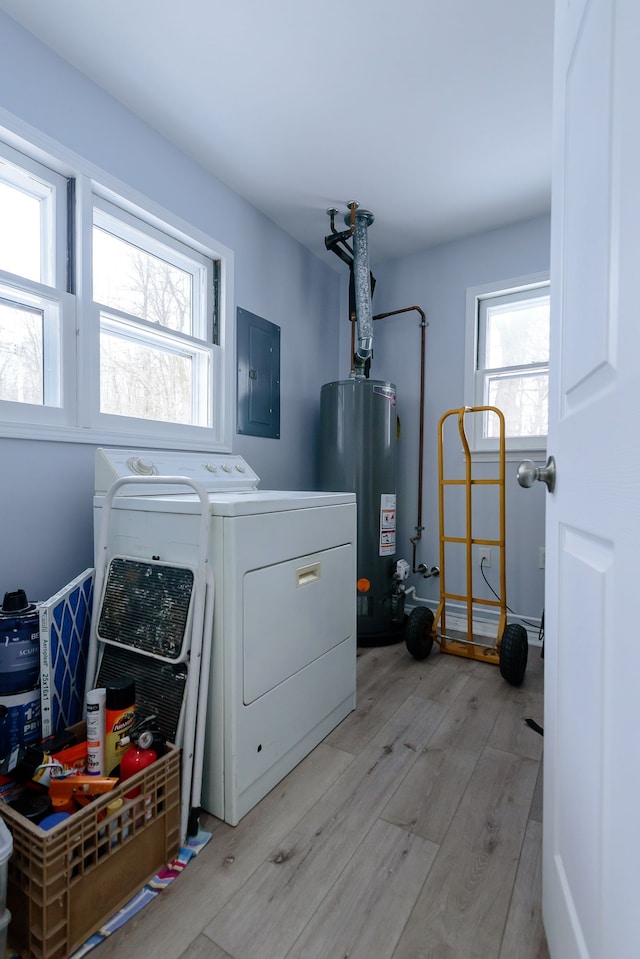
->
[1, 743, 180, 959]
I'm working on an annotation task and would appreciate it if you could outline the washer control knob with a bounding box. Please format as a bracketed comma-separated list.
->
[127, 456, 158, 476]
[222, 463, 232, 473]
[236, 464, 246, 472]
[204, 463, 218, 472]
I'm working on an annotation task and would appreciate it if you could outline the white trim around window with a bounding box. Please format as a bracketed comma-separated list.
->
[464, 271, 550, 459]
[0, 109, 234, 452]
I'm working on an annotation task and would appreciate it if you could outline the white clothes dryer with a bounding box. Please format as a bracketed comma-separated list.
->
[93, 448, 357, 825]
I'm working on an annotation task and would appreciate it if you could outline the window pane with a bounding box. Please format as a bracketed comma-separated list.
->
[100, 326, 196, 424]
[486, 371, 548, 438]
[0, 299, 44, 404]
[485, 297, 549, 369]
[93, 226, 193, 334]
[0, 181, 42, 283]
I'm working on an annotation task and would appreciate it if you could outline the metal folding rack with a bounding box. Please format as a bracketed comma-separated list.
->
[87, 474, 215, 842]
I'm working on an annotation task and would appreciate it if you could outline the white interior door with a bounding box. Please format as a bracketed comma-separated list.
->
[543, 0, 640, 956]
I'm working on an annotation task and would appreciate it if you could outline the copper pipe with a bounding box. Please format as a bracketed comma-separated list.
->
[327, 206, 355, 253]
[372, 305, 427, 574]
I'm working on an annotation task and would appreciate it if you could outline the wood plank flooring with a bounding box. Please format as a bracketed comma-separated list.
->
[102, 640, 549, 959]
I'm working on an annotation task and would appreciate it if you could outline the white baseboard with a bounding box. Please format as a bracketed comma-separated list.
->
[407, 598, 544, 648]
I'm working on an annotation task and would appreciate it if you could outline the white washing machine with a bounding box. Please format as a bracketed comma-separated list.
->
[93, 448, 357, 825]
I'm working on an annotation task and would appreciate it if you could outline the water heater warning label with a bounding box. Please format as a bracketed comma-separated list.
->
[379, 494, 396, 556]
[372, 385, 396, 404]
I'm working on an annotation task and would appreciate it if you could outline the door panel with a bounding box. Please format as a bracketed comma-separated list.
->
[545, 0, 640, 956]
[562, 0, 613, 400]
[555, 529, 609, 951]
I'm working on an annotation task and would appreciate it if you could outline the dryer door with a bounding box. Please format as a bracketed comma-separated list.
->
[243, 543, 354, 704]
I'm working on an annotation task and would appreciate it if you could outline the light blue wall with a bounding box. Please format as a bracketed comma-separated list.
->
[339, 215, 551, 627]
[0, 13, 550, 629]
[0, 13, 341, 602]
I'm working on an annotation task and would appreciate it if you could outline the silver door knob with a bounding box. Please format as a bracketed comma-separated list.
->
[517, 456, 556, 493]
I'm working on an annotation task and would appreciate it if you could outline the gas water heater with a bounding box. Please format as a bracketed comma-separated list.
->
[320, 204, 405, 645]
[320, 377, 400, 643]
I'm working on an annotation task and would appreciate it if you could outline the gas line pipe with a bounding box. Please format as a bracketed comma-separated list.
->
[372, 304, 436, 578]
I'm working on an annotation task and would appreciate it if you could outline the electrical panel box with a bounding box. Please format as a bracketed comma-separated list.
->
[236, 307, 280, 439]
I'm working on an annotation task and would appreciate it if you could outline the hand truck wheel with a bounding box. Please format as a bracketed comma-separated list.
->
[405, 607, 435, 661]
[499, 623, 528, 686]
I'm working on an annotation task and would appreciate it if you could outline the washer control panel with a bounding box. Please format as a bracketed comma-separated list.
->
[95, 447, 260, 494]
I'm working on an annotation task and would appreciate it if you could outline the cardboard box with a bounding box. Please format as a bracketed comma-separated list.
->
[0, 743, 180, 959]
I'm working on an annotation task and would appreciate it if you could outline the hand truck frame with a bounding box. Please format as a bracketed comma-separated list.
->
[405, 406, 528, 685]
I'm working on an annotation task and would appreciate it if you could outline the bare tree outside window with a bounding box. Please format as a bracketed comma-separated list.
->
[0, 300, 43, 405]
[100, 329, 193, 423]
[0, 176, 50, 408]
[487, 372, 548, 437]
[0, 137, 224, 442]
[93, 223, 208, 426]
[93, 228, 192, 332]
[479, 293, 550, 440]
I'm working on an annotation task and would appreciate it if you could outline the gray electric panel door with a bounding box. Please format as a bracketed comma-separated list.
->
[237, 308, 280, 438]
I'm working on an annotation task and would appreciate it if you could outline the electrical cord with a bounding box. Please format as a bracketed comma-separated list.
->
[480, 556, 542, 632]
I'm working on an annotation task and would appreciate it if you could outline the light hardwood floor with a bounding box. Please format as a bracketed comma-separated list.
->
[102, 640, 549, 959]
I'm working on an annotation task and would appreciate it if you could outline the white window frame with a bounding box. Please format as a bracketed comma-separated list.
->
[464, 271, 550, 458]
[0, 280, 73, 414]
[0, 138, 67, 289]
[0, 115, 234, 451]
[91, 196, 216, 438]
[0, 141, 76, 429]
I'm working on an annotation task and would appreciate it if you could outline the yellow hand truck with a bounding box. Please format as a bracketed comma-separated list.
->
[405, 405, 528, 685]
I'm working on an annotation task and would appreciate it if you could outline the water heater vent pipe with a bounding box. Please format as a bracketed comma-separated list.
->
[347, 203, 375, 378]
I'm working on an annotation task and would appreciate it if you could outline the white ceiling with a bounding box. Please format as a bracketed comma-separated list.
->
[0, 0, 555, 267]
